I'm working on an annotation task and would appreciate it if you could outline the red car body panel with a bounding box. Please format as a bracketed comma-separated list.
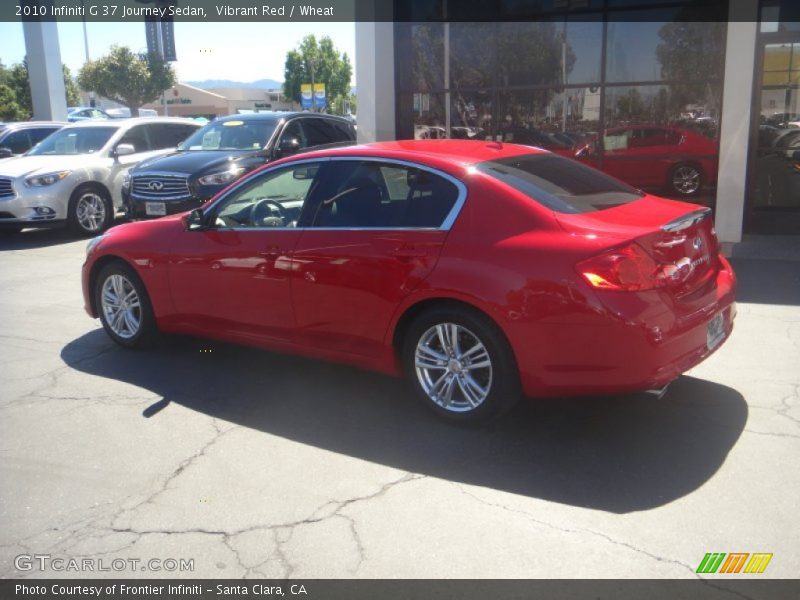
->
[575, 126, 719, 191]
[82, 140, 735, 399]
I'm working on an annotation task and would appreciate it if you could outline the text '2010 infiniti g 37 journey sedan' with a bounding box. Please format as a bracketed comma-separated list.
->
[82, 140, 736, 422]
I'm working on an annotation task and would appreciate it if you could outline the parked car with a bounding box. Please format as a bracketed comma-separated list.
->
[574, 125, 718, 197]
[67, 107, 111, 122]
[0, 117, 201, 235]
[82, 140, 736, 422]
[105, 107, 159, 119]
[0, 121, 65, 159]
[123, 112, 355, 219]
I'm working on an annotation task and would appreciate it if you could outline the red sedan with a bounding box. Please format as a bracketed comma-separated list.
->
[574, 125, 719, 197]
[82, 140, 736, 422]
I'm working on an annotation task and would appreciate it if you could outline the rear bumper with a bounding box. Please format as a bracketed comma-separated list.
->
[515, 258, 737, 397]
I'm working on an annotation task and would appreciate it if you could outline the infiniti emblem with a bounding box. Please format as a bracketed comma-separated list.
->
[147, 181, 164, 191]
[692, 237, 703, 251]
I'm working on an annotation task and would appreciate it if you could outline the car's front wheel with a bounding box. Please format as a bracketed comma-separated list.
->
[403, 306, 520, 422]
[69, 185, 114, 236]
[95, 262, 157, 348]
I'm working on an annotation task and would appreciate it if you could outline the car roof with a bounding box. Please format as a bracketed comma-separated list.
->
[0, 121, 66, 130]
[215, 111, 353, 123]
[286, 139, 546, 167]
[61, 117, 199, 129]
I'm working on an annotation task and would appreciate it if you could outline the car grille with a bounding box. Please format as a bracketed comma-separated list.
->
[131, 175, 191, 200]
[0, 177, 14, 199]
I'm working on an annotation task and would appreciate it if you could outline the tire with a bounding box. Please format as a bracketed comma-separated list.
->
[668, 163, 703, 197]
[69, 184, 114, 236]
[94, 261, 157, 348]
[402, 305, 521, 423]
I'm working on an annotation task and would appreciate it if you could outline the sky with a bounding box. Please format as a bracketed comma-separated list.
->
[0, 21, 356, 85]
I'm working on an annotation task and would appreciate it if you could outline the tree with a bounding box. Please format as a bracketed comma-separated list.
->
[78, 46, 176, 117]
[0, 82, 26, 121]
[283, 35, 352, 113]
[0, 58, 81, 119]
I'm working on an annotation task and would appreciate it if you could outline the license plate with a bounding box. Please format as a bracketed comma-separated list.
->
[145, 202, 166, 216]
[707, 313, 725, 350]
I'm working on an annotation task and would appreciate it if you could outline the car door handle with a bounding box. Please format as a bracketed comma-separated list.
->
[389, 245, 429, 258]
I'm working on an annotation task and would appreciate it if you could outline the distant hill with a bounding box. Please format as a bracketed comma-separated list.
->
[186, 79, 284, 90]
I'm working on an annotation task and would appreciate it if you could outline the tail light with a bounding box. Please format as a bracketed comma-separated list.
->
[576, 242, 691, 292]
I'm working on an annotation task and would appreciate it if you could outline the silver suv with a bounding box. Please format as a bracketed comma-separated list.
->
[0, 117, 200, 236]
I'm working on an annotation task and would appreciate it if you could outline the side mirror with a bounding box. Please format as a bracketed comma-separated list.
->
[277, 137, 301, 158]
[113, 143, 136, 158]
[186, 208, 206, 231]
[0, 146, 13, 158]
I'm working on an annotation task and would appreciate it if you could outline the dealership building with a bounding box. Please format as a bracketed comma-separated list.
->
[356, 0, 800, 249]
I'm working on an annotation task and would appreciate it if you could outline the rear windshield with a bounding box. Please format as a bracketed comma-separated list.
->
[476, 154, 644, 213]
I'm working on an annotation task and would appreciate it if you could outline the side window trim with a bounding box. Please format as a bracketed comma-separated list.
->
[307, 157, 467, 231]
[203, 158, 331, 230]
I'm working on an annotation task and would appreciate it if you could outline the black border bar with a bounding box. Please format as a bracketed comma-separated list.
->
[2, 579, 799, 600]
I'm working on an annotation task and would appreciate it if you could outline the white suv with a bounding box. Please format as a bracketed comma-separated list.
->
[0, 117, 201, 236]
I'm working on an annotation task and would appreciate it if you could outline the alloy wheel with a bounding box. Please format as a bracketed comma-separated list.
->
[414, 323, 493, 412]
[672, 166, 701, 195]
[76, 192, 107, 232]
[100, 274, 141, 339]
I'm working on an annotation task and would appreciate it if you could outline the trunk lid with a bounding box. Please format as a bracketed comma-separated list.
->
[557, 195, 720, 294]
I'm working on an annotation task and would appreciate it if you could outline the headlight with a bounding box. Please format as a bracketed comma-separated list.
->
[197, 167, 245, 186]
[24, 171, 71, 187]
[85, 234, 106, 256]
[122, 172, 131, 190]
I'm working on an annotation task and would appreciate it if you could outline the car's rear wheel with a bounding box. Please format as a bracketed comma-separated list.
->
[668, 163, 703, 197]
[403, 306, 520, 422]
[69, 185, 113, 236]
[95, 262, 157, 348]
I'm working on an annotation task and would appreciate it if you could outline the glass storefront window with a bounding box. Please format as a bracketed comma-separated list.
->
[395, 23, 445, 93]
[397, 93, 447, 141]
[450, 23, 495, 89]
[451, 90, 494, 140]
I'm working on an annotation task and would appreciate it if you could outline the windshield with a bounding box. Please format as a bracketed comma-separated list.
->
[179, 119, 277, 151]
[476, 154, 644, 213]
[27, 126, 117, 156]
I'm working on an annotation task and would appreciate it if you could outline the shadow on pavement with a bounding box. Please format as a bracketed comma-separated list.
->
[62, 330, 747, 514]
[729, 258, 800, 306]
[0, 219, 128, 251]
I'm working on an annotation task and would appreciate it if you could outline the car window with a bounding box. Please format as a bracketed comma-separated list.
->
[180, 119, 276, 151]
[29, 127, 60, 144]
[147, 123, 198, 150]
[303, 118, 351, 145]
[213, 163, 322, 228]
[1, 130, 31, 154]
[278, 120, 308, 150]
[118, 125, 152, 153]
[27, 126, 118, 155]
[476, 153, 644, 213]
[311, 160, 459, 228]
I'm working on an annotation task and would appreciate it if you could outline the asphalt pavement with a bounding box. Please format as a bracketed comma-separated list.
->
[0, 226, 798, 580]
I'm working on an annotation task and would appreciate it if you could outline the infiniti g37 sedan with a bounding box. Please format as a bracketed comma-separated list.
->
[82, 140, 736, 422]
[0, 118, 200, 235]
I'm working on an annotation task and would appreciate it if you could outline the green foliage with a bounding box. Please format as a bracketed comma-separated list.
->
[0, 57, 84, 120]
[282, 35, 353, 114]
[78, 46, 176, 117]
[0, 82, 26, 121]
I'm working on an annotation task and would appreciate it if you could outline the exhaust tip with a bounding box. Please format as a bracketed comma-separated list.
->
[642, 383, 671, 400]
